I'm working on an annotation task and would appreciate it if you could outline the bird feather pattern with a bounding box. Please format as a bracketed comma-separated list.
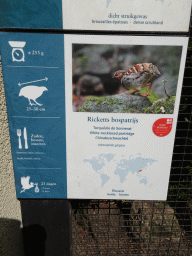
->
[113, 63, 161, 97]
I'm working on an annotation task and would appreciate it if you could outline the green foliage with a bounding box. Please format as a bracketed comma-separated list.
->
[170, 63, 181, 78]
[161, 46, 181, 79]
[80, 55, 88, 69]
[188, 39, 192, 47]
[122, 106, 139, 113]
[144, 96, 175, 114]
[168, 138, 192, 203]
[126, 89, 159, 103]
[104, 45, 114, 52]
[168, 180, 192, 202]
[90, 96, 122, 106]
[79, 96, 123, 112]
[121, 200, 130, 204]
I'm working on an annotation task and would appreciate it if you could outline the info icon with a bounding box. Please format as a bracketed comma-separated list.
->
[8, 41, 26, 62]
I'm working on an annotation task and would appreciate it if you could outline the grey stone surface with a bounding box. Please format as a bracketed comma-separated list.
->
[79, 92, 151, 113]
[76, 74, 104, 95]
[130, 201, 181, 244]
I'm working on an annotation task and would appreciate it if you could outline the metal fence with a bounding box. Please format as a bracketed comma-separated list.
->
[70, 24, 192, 256]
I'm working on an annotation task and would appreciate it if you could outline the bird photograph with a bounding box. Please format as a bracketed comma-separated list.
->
[72, 43, 182, 114]
[19, 85, 48, 106]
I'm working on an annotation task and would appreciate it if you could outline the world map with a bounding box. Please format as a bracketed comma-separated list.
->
[84, 153, 157, 188]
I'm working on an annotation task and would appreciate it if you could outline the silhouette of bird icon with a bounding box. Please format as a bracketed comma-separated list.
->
[19, 86, 48, 106]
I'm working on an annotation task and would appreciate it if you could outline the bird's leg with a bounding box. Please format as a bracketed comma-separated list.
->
[125, 90, 138, 95]
[28, 99, 35, 106]
[33, 100, 43, 106]
[140, 83, 152, 97]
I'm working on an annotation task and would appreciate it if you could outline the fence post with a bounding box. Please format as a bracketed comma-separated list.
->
[20, 199, 72, 256]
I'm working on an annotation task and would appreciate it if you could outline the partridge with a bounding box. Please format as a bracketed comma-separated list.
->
[113, 63, 161, 97]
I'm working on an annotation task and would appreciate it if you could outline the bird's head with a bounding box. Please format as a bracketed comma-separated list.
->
[112, 70, 125, 80]
[148, 64, 161, 77]
[41, 86, 48, 92]
[154, 67, 161, 77]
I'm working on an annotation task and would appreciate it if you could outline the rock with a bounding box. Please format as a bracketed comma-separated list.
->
[73, 45, 112, 75]
[72, 45, 121, 94]
[152, 74, 178, 98]
[72, 201, 130, 254]
[79, 93, 151, 113]
[130, 201, 181, 244]
[74, 75, 104, 96]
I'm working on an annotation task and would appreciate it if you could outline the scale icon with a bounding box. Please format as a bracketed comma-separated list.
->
[8, 41, 26, 62]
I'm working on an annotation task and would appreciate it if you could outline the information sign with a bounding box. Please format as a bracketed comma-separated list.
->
[0, 32, 188, 200]
[63, 0, 192, 32]
[0, 0, 191, 32]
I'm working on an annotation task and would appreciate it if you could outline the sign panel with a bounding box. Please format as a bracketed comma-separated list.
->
[63, 0, 192, 32]
[0, 0, 62, 29]
[0, 0, 191, 32]
[0, 32, 188, 199]
[0, 33, 67, 198]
